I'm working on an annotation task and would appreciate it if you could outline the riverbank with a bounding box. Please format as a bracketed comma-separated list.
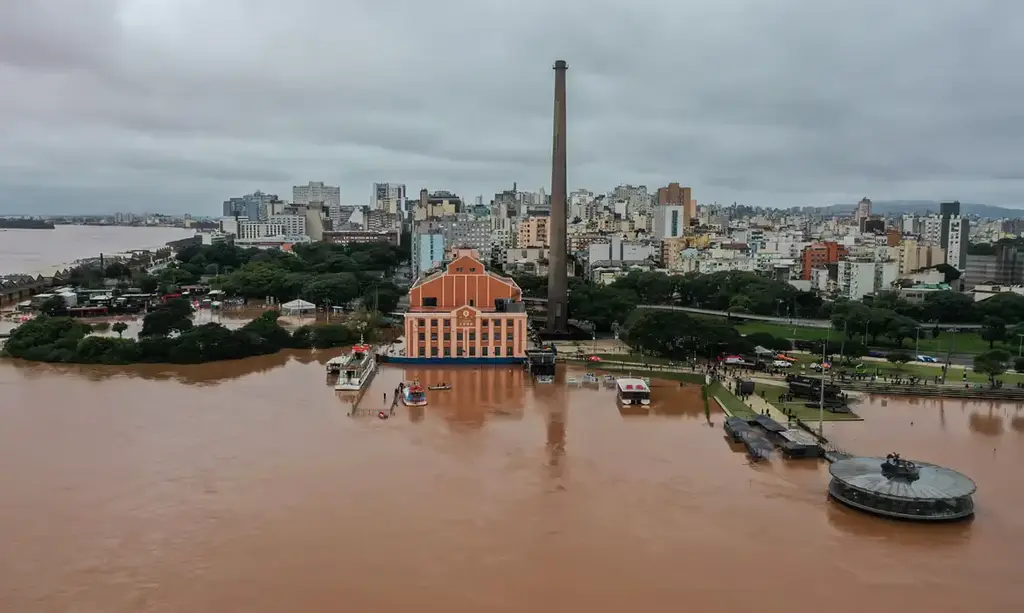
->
[0, 225, 195, 277]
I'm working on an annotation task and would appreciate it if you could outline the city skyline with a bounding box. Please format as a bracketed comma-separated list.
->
[3, 1, 1024, 214]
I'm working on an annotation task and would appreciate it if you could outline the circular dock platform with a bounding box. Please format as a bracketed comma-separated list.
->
[827, 454, 976, 521]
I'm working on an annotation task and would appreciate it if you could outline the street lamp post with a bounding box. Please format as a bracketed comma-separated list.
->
[819, 323, 831, 435]
[915, 326, 921, 355]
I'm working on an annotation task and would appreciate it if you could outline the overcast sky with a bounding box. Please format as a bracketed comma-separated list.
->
[2, 0, 1023, 215]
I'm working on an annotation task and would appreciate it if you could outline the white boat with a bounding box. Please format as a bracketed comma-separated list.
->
[582, 372, 599, 385]
[536, 375, 554, 384]
[401, 382, 428, 407]
[616, 377, 651, 406]
[567, 377, 581, 386]
[333, 342, 377, 391]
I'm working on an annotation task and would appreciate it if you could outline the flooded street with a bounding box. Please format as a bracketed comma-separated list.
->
[1, 358, 1021, 612]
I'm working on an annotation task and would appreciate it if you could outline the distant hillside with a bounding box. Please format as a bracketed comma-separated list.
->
[800, 200, 1024, 218]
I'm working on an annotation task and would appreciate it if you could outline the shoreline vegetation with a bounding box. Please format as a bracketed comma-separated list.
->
[3, 238, 410, 367]
[0, 218, 55, 230]
[2, 302, 378, 365]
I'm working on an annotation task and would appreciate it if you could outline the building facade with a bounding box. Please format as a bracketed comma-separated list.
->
[293, 182, 340, 208]
[838, 260, 898, 301]
[403, 253, 529, 361]
[801, 241, 849, 280]
[651, 204, 686, 240]
[517, 216, 550, 248]
[415, 233, 446, 277]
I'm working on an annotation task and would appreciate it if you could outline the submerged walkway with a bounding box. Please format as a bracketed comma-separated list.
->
[744, 393, 791, 426]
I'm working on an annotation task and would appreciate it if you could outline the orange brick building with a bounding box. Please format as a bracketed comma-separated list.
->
[403, 252, 529, 362]
[801, 241, 848, 280]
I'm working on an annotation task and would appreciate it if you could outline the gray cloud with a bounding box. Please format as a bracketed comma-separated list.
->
[1, 0, 1023, 214]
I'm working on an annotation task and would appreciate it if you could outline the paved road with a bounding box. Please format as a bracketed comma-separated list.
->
[635, 304, 983, 330]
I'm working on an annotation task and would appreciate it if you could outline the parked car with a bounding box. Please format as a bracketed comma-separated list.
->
[772, 360, 793, 368]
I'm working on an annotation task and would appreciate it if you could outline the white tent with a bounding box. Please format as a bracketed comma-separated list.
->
[281, 299, 316, 315]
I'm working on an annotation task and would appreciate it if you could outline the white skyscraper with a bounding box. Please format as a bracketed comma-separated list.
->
[293, 181, 340, 208]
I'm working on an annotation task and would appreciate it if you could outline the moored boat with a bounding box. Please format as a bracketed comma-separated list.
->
[333, 341, 377, 391]
[401, 382, 428, 406]
[427, 383, 452, 391]
[616, 377, 651, 406]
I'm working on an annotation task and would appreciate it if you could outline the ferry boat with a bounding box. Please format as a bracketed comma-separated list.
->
[332, 341, 377, 391]
[616, 377, 651, 406]
[401, 382, 428, 407]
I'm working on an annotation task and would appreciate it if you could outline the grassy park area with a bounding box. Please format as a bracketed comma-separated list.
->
[734, 320, 999, 356]
[752, 382, 862, 422]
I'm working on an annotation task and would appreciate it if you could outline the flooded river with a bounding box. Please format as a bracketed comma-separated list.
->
[1, 358, 1021, 612]
[0, 225, 195, 275]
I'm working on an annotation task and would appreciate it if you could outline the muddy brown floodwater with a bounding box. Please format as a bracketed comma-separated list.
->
[1, 357, 1022, 612]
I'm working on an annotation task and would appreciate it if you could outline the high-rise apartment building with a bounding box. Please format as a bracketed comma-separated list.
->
[372, 183, 407, 214]
[800, 241, 848, 280]
[222, 191, 278, 221]
[517, 216, 550, 248]
[652, 205, 686, 240]
[293, 181, 340, 208]
[657, 183, 693, 226]
[939, 201, 969, 270]
[854, 197, 872, 226]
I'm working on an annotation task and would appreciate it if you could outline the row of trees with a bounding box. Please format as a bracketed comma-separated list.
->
[511, 270, 827, 334]
[4, 299, 375, 366]
[511, 270, 1024, 348]
[621, 310, 1022, 386]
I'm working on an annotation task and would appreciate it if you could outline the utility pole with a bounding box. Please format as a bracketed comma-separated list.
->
[915, 325, 921, 355]
[838, 319, 848, 366]
[819, 324, 831, 435]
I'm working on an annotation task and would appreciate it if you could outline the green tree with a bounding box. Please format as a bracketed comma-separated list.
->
[981, 316, 1007, 349]
[104, 262, 132, 279]
[977, 293, 1024, 324]
[137, 275, 159, 293]
[112, 322, 128, 338]
[974, 349, 1011, 387]
[1013, 356, 1024, 373]
[884, 314, 919, 348]
[299, 273, 360, 309]
[886, 351, 913, 371]
[569, 285, 638, 332]
[922, 291, 975, 323]
[38, 295, 67, 316]
[744, 332, 792, 351]
[140, 298, 194, 337]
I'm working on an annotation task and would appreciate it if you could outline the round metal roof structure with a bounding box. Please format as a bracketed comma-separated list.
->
[828, 454, 976, 521]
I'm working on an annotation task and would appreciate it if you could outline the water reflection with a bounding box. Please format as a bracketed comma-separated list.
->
[826, 503, 974, 548]
[3, 364, 1024, 611]
[5, 349, 341, 386]
[969, 409, 1005, 436]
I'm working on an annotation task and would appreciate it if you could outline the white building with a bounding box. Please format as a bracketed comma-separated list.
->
[587, 237, 657, 264]
[372, 183, 407, 214]
[944, 215, 968, 270]
[838, 260, 898, 300]
[651, 205, 686, 240]
[269, 214, 306, 238]
[293, 182, 340, 208]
